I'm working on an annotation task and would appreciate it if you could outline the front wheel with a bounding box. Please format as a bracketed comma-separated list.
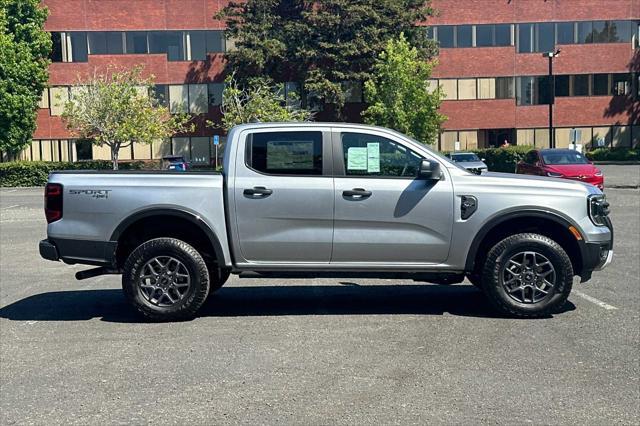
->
[481, 233, 573, 318]
[122, 238, 210, 321]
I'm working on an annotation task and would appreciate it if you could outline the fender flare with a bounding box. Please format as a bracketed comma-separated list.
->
[110, 208, 226, 264]
[464, 208, 585, 272]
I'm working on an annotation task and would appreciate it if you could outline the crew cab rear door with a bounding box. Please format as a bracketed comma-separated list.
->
[330, 128, 454, 264]
[231, 127, 334, 263]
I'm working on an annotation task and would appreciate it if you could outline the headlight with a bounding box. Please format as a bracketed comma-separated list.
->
[588, 194, 610, 226]
[547, 171, 563, 177]
[594, 169, 603, 177]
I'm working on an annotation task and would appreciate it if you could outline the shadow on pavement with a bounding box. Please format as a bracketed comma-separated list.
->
[0, 284, 575, 323]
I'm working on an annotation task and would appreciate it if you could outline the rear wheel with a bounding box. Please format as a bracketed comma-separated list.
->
[122, 238, 210, 321]
[481, 233, 573, 318]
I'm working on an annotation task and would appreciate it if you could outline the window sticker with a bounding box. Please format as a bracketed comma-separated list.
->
[366, 143, 380, 173]
[347, 147, 368, 170]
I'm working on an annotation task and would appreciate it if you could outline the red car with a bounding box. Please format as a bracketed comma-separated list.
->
[516, 149, 604, 190]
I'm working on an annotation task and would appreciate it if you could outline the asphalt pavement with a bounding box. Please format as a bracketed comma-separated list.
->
[0, 184, 638, 425]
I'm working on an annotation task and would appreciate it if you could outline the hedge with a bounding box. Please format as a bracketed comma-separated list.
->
[0, 160, 148, 187]
[445, 145, 534, 173]
[585, 148, 639, 162]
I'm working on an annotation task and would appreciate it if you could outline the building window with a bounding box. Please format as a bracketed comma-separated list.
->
[457, 78, 477, 100]
[208, 83, 225, 106]
[517, 23, 534, 53]
[591, 21, 608, 43]
[556, 22, 575, 44]
[152, 85, 169, 106]
[126, 31, 148, 54]
[573, 74, 590, 96]
[609, 20, 633, 42]
[477, 78, 495, 99]
[50, 32, 63, 62]
[475, 25, 493, 47]
[188, 84, 208, 114]
[205, 31, 225, 53]
[439, 79, 458, 100]
[188, 31, 207, 60]
[51, 32, 88, 62]
[149, 31, 185, 61]
[555, 75, 570, 97]
[536, 22, 555, 52]
[437, 25, 454, 48]
[593, 74, 610, 96]
[495, 77, 515, 99]
[577, 21, 593, 43]
[495, 24, 512, 46]
[516, 76, 550, 105]
[169, 85, 188, 113]
[456, 25, 473, 48]
[612, 73, 631, 96]
[88, 32, 124, 54]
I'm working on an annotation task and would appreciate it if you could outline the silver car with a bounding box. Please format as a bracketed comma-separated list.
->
[447, 152, 488, 174]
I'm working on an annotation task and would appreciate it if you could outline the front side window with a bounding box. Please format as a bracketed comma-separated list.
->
[247, 131, 323, 175]
[341, 132, 422, 178]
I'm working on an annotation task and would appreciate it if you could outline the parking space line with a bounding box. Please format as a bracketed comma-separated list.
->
[574, 290, 618, 310]
[1, 205, 20, 210]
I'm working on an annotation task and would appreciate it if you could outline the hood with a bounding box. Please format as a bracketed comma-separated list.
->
[459, 161, 487, 169]
[479, 171, 600, 195]
[544, 163, 598, 177]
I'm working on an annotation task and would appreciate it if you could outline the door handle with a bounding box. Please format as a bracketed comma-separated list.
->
[243, 186, 273, 197]
[343, 188, 372, 198]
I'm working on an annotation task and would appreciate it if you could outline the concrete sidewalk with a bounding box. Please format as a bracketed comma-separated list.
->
[599, 164, 640, 188]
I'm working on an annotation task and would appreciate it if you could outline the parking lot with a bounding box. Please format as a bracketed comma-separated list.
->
[1, 170, 638, 424]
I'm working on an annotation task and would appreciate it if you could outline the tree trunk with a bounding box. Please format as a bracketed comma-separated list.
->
[111, 144, 119, 170]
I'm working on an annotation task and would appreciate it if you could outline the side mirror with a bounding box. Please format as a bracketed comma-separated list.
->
[481, 158, 486, 162]
[418, 159, 442, 180]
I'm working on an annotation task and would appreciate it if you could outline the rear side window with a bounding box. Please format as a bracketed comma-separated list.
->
[247, 131, 323, 175]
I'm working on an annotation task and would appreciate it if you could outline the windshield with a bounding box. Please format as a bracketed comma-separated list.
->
[541, 151, 589, 165]
[450, 153, 480, 162]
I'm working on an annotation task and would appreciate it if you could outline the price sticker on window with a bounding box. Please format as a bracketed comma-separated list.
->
[366, 143, 380, 173]
[347, 147, 368, 170]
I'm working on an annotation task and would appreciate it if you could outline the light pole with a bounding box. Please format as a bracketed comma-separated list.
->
[543, 49, 561, 148]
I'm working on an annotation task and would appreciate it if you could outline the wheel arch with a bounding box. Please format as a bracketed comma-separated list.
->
[111, 208, 226, 269]
[465, 208, 586, 277]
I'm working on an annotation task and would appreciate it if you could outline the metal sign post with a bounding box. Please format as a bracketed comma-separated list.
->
[213, 135, 220, 169]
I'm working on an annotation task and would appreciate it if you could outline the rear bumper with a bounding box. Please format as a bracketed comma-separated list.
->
[39, 239, 60, 261]
[39, 238, 117, 267]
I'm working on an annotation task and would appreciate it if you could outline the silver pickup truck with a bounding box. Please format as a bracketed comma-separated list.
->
[40, 123, 613, 321]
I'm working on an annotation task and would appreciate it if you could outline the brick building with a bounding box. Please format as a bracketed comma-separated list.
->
[14, 0, 640, 162]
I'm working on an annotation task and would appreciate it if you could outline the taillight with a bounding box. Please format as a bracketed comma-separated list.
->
[45, 183, 63, 223]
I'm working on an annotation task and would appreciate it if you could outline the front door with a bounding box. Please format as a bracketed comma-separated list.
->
[331, 130, 454, 264]
[233, 129, 334, 263]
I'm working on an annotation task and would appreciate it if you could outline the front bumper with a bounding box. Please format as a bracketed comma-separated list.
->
[579, 216, 613, 282]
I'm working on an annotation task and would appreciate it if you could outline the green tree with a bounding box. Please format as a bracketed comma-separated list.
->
[216, 74, 312, 132]
[0, 0, 51, 156]
[218, 0, 437, 120]
[62, 67, 192, 170]
[362, 34, 445, 144]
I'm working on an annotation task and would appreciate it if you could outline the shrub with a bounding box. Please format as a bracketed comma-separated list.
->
[0, 160, 147, 187]
[585, 148, 639, 162]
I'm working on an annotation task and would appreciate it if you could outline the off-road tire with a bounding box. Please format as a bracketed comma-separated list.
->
[122, 238, 210, 321]
[481, 233, 573, 318]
